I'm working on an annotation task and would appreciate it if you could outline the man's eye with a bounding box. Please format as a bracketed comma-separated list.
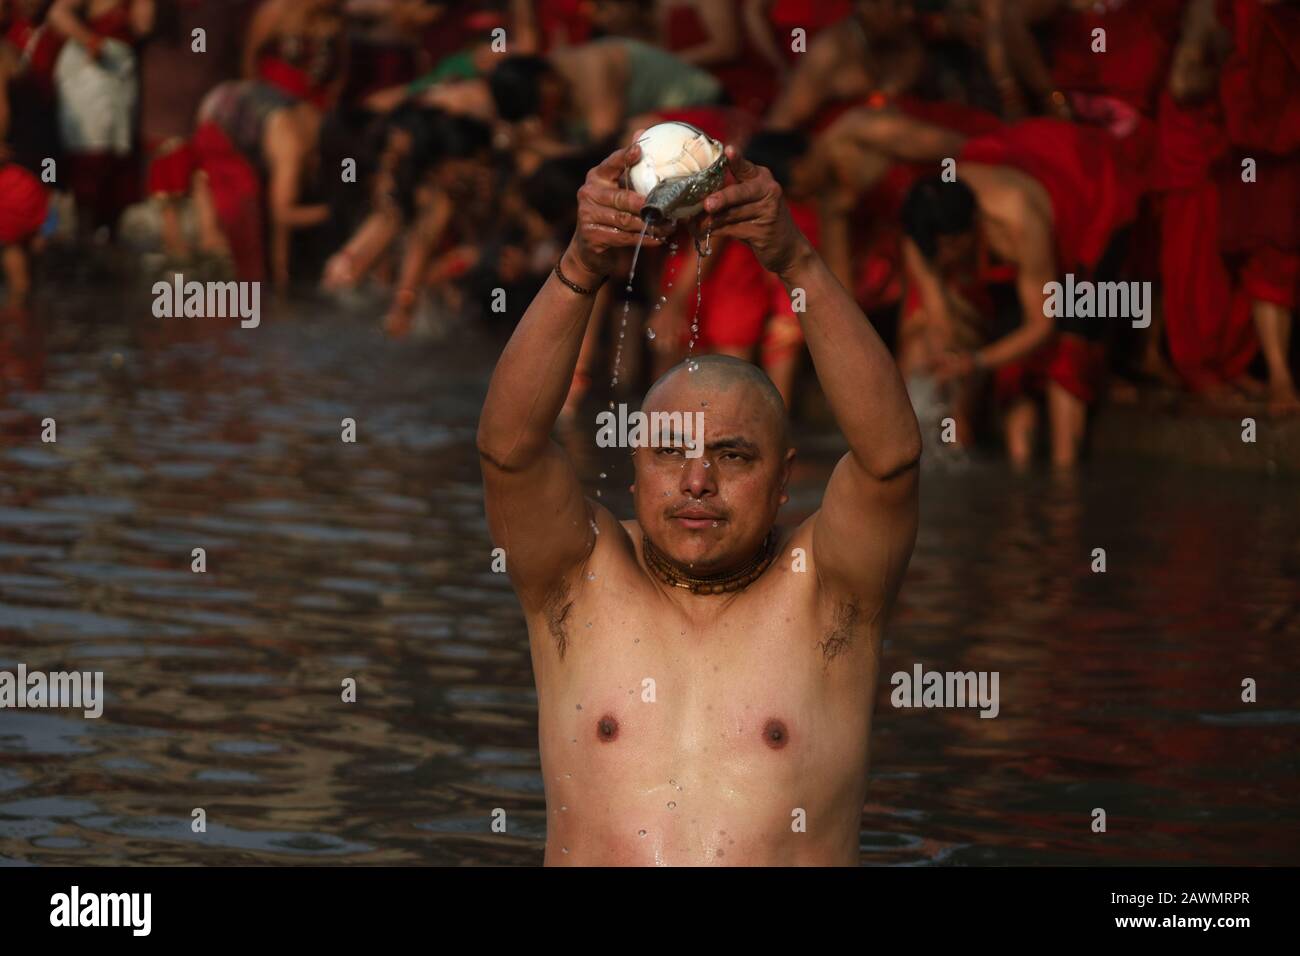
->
[658, 447, 682, 457]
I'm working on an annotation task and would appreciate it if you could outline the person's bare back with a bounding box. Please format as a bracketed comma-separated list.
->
[478, 138, 920, 866]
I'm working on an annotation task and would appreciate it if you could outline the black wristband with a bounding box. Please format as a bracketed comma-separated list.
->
[554, 258, 607, 296]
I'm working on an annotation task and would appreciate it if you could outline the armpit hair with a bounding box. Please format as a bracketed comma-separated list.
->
[543, 578, 574, 659]
[817, 600, 861, 664]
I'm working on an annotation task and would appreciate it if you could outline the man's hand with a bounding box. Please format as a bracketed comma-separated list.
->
[565, 137, 672, 286]
[698, 146, 807, 276]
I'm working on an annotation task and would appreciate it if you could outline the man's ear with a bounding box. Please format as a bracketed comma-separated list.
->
[779, 446, 797, 502]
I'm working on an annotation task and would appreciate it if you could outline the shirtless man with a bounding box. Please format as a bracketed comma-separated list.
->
[887, 115, 1139, 466]
[477, 139, 921, 865]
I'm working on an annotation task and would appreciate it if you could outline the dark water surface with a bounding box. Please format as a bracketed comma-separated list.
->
[1, 292, 1297, 865]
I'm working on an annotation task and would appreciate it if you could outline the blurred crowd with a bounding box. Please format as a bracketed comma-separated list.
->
[1, 0, 1298, 464]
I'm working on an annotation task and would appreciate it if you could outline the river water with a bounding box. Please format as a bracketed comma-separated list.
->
[1, 287, 1296, 865]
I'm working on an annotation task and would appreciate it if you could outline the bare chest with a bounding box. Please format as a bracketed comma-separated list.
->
[528, 579, 879, 783]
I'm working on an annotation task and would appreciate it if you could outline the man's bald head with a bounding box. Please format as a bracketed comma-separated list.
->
[643, 355, 791, 451]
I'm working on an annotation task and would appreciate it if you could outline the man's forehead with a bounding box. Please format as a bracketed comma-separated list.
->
[644, 374, 756, 414]
[644, 377, 785, 444]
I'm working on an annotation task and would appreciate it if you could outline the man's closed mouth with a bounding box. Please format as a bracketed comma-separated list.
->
[673, 509, 725, 528]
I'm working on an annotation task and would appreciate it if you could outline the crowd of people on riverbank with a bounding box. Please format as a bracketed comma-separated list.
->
[1, 0, 1297, 464]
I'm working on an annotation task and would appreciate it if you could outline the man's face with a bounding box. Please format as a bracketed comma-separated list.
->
[632, 371, 793, 575]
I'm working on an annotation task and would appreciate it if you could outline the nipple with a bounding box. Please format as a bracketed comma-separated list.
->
[762, 718, 789, 750]
[596, 714, 620, 743]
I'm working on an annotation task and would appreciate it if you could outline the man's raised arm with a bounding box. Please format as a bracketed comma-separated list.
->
[699, 148, 921, 602]
[477, 140, 670, 606]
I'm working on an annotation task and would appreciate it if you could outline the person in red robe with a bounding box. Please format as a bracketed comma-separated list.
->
[1005, 0, 1188, 389]
[1148, 0, 1252, 398]
[1216, 0, 1300, 414]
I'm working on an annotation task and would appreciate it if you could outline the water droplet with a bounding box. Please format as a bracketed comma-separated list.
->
[586, 571, 596, 580]
[667, 801, 676, 809]
[634, 638, 640, 643]
[638, 830, 647, 837]
[646, 328, 656, 339]
[562, 846, 569, 854]
[599, 472, 607, 479]
[669, 779, 676, 785]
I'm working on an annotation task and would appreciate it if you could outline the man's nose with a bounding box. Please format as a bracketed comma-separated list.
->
[678, 455, 717, 497]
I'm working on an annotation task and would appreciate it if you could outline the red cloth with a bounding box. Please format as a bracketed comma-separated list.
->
[0, 165, 49, 244]
[257, 56, 332, 109]
[192, 121, 265, 282]
[658, 204, 820, 351]
[1218, 0, 1300, 156]
[1216, 0, 1300, 274]
[147, 139, 197, 197]
[995, 334, 1108, 405]
[1241, 247, 1300, 309]
[1050, 0, 1187, 117]
[664, 0, 778, 118]
[960, 119, 1141, 274]
[88, 3, 134, 44]
[651, 106, 753, 147]
[1151, 93, 1257, 389]
[535, 0, 593, 51]
[662, 237, 768, 349]
[4, 16, 65, 94]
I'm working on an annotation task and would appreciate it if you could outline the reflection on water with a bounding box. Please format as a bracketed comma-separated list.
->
[0, 287, 1297, 866]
